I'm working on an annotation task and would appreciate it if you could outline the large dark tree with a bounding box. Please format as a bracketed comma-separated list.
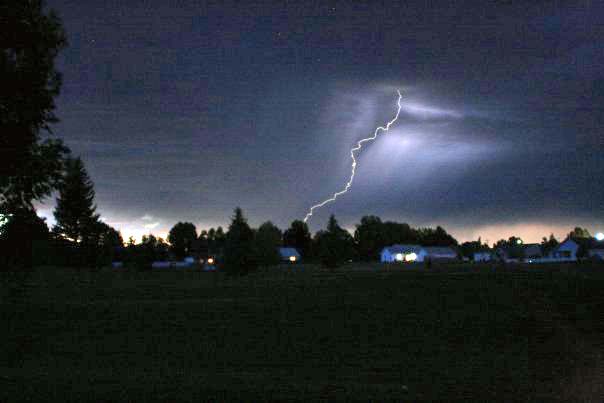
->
[223, 207, 256, 274]
[460, 237, 490, 260]
[0, 208, 50, 268]
[283, 220, 312, 259]
[88, 221, 123, 266]
[354, 215, 385, 261]
[167, 222, 197, 260]
[1, 0, 69, 213]
[253, 221, 282, 267]
[382, 221, 416, 246]
[417, 226, 458, 247]
[568, 227, 591, 239]
[314, 214, 355, 268]
[540, 234, 559, 256]
[53, 157, 99, 243]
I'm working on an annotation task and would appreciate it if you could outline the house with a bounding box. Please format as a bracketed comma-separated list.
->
[381, 244, 422, 263]
[473, 251, 493, 262]
[530, 237, 604, 263]
[588, 249, 604, 261]
[279, 247, 301, 263]
[523, 244, 543, 260]
[418, 246, 458, 262]
[381, 245, 457, 263]
[550, 238, 580, 262]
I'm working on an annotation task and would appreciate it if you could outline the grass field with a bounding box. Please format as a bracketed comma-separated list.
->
[2, 263, 604, 401]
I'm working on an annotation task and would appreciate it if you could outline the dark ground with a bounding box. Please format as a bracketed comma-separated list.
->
[1, 263, 604, 401]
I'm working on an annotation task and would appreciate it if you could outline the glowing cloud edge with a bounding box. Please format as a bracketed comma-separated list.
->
[303, 90, 403, 223]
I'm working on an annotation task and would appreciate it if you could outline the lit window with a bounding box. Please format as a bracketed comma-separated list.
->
[289, 256, 296, 262]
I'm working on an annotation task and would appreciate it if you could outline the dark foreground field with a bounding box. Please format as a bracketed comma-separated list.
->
[2, 263, 604, 401]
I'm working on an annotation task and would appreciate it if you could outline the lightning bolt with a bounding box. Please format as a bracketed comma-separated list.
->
[303, 90, 403, 223]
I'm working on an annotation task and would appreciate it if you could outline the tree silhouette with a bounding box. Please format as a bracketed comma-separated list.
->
[0, 208, 50, 268]
[53, 157, 99, 243]
[253, 221, 282, 267]
[569, 227, 591, 239]
[283, 220, 312, 259]
[168, 222, 197, 260]
[354, 215, 385, 261]
[314, 214, 355, 268]
[540, 234, 559, 255]
[1, 0, 70, 213]
[89, 221, 123, 266]
[223, 207, 255, 274]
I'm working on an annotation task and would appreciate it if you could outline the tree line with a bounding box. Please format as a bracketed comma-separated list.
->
[0, 147, 460, 272]
[1, 2, 596, 272]
[0, 0, 461, 275]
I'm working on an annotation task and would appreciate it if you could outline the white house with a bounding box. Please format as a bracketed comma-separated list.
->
[588, 249, 604, 260]
[418, 247, 458, 262]
[381, 245, 457, 263]
[279, 247, 301, 263]
[551, 238, 580, 262]
[381, 244, 422, 263]
[473, 251, 492, 262]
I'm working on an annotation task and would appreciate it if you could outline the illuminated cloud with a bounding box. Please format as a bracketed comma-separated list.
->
[401, 102, 463, 120]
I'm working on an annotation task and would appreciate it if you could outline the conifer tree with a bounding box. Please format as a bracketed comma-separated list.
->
[53, 157, 99, 243]
[223, 207, 256, 274]
[314, 214, 355, 268]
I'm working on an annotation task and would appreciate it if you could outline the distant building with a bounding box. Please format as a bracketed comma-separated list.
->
[279, 247, 301, 263]
[473, 251, 493, 262]
[523, 244, 543, 260]
[418, 246, 458, 262]
[381, 245, 457, 263]
[381, 244, 422, 263]
[588, 249, 604, 261]
[550, 238, 580, 262]
[529, 237, 604, 263]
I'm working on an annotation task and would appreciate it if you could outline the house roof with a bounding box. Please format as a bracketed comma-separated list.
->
[560, 237, 604, 251]
[279, 247, 300, 258]
[523, 244, 542, 257]
[383, 244, 422, 255]
[422, 246, 457, 256]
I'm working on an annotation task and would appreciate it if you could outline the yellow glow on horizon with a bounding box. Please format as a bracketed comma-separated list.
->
[451, 222, 604, 245]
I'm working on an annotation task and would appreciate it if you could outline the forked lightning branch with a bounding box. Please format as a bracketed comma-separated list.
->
[303, 90, 403, 223]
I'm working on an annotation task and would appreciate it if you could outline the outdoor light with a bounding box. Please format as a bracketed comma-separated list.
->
[395, 253, 404, 261]
[207, 257, 214, 265]
[405, 253, 417, 262]
[289, 256, 296, 262]
[596, 232, 604, 241]
[516, 239, 523, 245]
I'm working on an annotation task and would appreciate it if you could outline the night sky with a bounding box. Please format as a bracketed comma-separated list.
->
[39, 0, 604, 243]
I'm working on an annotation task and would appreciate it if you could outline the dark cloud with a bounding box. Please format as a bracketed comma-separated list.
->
[43, 0, 604, 241]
